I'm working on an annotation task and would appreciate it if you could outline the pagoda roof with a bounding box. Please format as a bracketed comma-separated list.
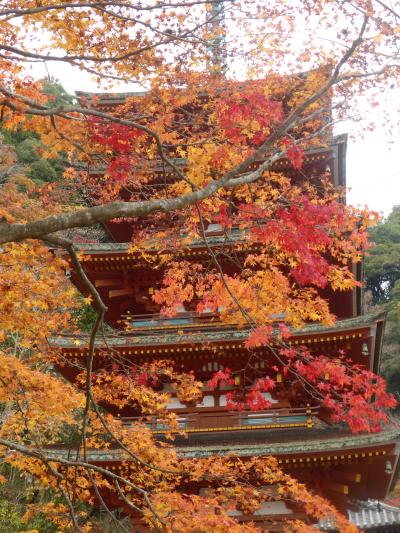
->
[43, 422, 400, 462]
[319, 500, 400, 531]
[174, 422, 400, 459]
[349, 501, 400, 530]
[52, 310, 386, 350]
[86, 139, 344, 176]
[69, 226, 245, 255]
[75, 90, 147, 105]
[52, 311, 386, 347]
[74, 72, 319, 106]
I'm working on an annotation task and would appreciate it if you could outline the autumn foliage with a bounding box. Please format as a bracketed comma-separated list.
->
[0, 0, 400, 531]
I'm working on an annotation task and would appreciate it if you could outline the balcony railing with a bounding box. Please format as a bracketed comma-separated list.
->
[121, 405, 319, 434]
[124, 311, 228, 334]
[124, 309, 286, 335]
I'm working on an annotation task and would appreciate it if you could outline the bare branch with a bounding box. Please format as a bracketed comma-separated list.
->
[0, 1, 232, 19]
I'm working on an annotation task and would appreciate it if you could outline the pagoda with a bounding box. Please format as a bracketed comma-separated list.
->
[51, 90, 400, 532]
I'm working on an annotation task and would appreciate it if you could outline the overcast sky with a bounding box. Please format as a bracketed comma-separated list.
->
[28, 60, 399, 218]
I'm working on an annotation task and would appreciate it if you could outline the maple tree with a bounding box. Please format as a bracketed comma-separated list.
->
[0, 0, 400, 531]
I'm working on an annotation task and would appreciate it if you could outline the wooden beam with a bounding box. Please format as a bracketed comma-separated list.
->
[109, 288, 134, 298]
[334, 472, 362, 483]
[94, 279, 122, 288]
[327, 482, 349, 495]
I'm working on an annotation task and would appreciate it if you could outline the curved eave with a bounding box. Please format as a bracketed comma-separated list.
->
[88, 146, 336, 177]
[52, 311, 385, 357]
[43, 423, 400, 462]
[66, 228, 249, 259]
[176, 424, 400, 459]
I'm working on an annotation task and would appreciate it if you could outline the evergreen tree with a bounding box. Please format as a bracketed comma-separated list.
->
[365, 206, 400, 394]
[1, 79, 73, 184]
[365, 206, 400, 302]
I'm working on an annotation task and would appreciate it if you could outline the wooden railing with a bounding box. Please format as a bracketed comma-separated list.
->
[121, 405, 319, 434]
[123, 311, 227, 334]
[124, 308, 285, 335]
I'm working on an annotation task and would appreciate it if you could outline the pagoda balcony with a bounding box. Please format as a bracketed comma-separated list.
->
[123, 307, 285, 336]
[124, 310, 237, 335]
[52, 311, 386, 377]
[43, 422, 400, 518]
[120, 405, 319, 435]
[87, 141, 342, 183]
[72, 226, 245, 253]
